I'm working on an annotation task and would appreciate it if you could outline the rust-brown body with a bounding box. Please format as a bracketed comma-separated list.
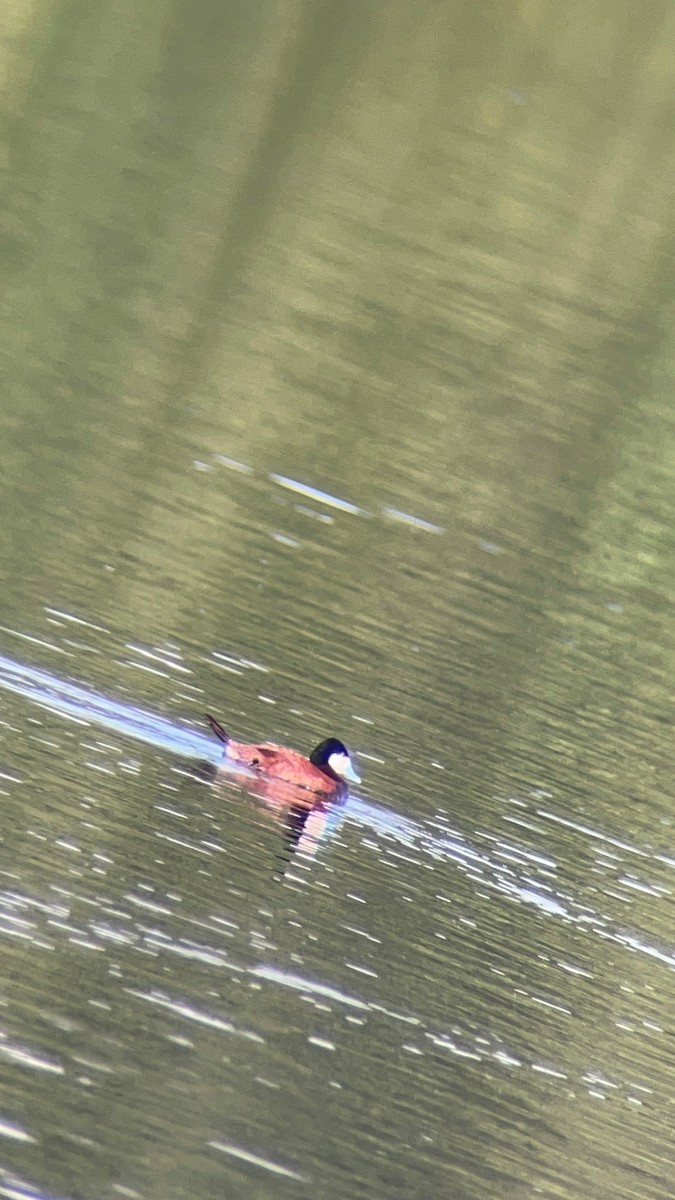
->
[205, 714, 349, 802]
[223, 737, 347, 799]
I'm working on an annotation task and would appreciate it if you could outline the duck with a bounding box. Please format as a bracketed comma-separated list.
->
[204, 713, 361, 801]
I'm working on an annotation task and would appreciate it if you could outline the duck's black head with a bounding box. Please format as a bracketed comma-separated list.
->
[310, 738, 361, 784]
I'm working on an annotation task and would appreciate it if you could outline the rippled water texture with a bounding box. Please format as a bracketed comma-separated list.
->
[0, 4, 674, 1199]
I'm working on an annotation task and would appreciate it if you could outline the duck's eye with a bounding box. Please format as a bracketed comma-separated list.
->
[251, 757, 260, 767]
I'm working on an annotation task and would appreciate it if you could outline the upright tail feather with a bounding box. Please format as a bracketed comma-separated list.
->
[205, 713, 229, 744]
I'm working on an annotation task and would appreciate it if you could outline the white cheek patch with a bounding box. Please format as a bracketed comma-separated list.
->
[328, 752, 361, 784]
[328, 752, 349, 777]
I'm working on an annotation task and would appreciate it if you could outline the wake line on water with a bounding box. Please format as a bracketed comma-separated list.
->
[0, 652, 214, 762]
[0, 653, 672, 970]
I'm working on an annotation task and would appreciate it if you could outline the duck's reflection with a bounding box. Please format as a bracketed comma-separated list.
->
[193, 758, 344, 876]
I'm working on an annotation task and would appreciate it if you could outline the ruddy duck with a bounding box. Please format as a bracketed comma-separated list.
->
[205, 713, 360, 800]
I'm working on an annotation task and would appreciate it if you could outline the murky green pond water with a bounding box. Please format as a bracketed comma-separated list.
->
[0, 3, 674, 1199]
